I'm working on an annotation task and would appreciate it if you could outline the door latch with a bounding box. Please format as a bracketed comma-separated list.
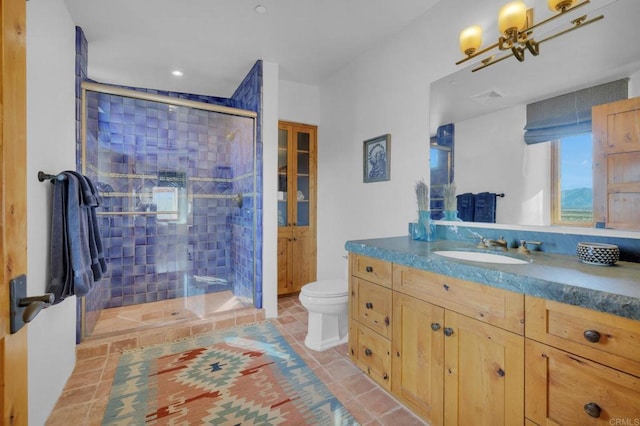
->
[9, 275, 53, 334]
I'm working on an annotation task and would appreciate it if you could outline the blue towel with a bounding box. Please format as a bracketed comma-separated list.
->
[474, 192, 497, 223]
[65, 171, 107, 281]
[47, 171, 107, 303]
[456, 193, 475, 222]
[48, 175, 72, 304]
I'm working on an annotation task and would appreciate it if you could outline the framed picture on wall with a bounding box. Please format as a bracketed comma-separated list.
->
[363, 134, 391, 183]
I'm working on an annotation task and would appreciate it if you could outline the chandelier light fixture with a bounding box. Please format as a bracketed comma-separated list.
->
[457, 0, 603, 72]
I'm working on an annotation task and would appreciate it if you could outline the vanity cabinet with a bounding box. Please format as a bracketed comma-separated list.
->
[525, 296, 640, 425]
[348, 254, 525, 425]
[277, 121, 317, 295]
[349, 254, 392, 391]
[392, 264, 524, 426]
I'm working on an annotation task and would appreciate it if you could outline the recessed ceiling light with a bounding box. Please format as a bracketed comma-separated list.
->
[171, 70, 184, 77]
[254, 5, 267, 14]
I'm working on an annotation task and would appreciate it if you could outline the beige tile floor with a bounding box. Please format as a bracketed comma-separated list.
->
[46, 294, 425, 425]
[88, 290, 251, 339]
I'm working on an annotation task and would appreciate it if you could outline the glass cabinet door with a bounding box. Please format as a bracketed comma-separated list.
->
[296, 131, 310, 227]
[277, 122, 315, 229]
[277, 127, 288, 227]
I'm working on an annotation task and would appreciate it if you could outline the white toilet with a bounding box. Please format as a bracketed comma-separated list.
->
[299, 279, 349, 351]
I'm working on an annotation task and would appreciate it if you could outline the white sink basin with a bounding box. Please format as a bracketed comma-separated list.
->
[433, 250, 529, 265]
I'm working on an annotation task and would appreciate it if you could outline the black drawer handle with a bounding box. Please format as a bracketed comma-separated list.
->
[365, 266, 373, 273]
[431, 323, 441, 331]
[364, 348, 373, 357]
[383, 373, 389, 381]
[365, 302, 373, 309]
[583, 330, 601, 343]
[444, 327, 454, 337]
[584, 402, 601, 418]
[384, 316, 390, 326]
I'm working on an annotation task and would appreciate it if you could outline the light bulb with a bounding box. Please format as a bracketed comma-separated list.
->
[460, 26, 483, 56]
[498, 1, 527, 35]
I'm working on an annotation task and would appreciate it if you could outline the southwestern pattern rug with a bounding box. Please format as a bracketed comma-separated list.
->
[102, 321, 359, 425]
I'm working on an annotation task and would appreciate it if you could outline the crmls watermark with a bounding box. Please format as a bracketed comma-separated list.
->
[609, 419, 640, 426]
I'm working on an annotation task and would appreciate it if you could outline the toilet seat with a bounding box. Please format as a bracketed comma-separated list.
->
[300, 279, 347, 298]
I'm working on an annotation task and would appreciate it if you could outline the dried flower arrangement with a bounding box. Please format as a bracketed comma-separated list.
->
[443, 183, 457, 211]
[415, 179, 429, 211]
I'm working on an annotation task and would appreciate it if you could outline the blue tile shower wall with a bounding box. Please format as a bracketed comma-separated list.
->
[232, 60, 263, 307]
[76, 26, 264, 340]
[85, 93, 256, 308]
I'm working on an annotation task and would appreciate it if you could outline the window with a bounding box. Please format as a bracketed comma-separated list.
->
[551, 133, 593, 226]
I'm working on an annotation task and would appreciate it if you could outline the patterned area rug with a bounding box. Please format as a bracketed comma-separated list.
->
[102, 321, 359, 425]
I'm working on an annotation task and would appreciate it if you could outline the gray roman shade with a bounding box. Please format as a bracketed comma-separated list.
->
[523, 79, 628, 144]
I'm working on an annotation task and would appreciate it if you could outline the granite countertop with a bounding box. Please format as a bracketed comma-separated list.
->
[345, 236, 640, 321]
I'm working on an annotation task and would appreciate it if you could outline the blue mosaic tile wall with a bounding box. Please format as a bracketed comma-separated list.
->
[75, 26, 264, 340]
[231, 61, 263, 307]
[84, 92, 256, 311]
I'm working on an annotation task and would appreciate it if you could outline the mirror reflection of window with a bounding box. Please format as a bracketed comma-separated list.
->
[551, 133, 593, 226]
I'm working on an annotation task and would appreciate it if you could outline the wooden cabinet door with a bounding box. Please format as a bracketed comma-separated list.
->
[290, 227, 315, 292]
[392, 293, 445, 425]
[526, 339, 640, 426]
[277, 229, 292, 295]
[277, 121, 316, 295]
[593, 97, 640, 230]
[277, 227, 316, 294]
[443, 311, 524, 426]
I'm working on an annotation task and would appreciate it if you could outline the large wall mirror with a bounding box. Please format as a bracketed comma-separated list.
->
[429, 0, 640, 233]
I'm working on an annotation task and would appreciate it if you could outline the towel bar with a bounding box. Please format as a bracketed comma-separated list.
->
[37, 171, 66, 182]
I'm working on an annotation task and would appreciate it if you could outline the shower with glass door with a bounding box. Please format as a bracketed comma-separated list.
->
[79, 82, 258, 340]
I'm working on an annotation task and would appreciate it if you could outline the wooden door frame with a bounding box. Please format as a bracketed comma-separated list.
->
[1, 0, 29, 424]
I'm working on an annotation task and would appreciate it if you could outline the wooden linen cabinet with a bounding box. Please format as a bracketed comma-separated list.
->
[277, 121, 317, 295]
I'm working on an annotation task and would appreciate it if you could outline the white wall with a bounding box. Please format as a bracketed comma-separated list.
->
[279, 80, 320, 125]
[26, 1, 77, 424]
[262, 61, 279, 318]
[455, 105, 550, 226]
[316, 4, 458, 280]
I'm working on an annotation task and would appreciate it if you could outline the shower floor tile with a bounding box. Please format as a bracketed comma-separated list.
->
[89, 290, 250, 339]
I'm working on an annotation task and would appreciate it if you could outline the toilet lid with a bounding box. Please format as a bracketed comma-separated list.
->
[301, 279, 347, 298]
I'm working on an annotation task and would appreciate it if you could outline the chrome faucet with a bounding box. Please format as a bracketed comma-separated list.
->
[486, 236, 508, 251]
[476, 236, 508, 251]
[517, 240, 542, 254]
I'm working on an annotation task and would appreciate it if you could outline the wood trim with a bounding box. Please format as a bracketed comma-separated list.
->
[1, 0, 29, 423]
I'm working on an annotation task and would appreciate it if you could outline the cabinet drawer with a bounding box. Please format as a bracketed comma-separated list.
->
[353, 277, 392, 339]
[526, 296, 640, 377]
[393, 264, 524, 334]
[351, 254, 392, 288]
[356, 324, 392, 391]
[526, 339, 640, 425]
